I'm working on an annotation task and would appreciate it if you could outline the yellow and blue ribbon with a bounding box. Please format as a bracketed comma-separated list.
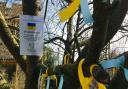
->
[59, 0, 93, 24]
[39, 67, 64, 89]
[45, 75, 63, 89]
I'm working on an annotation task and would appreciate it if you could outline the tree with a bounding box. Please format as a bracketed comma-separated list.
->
[0, 0, 128, 89]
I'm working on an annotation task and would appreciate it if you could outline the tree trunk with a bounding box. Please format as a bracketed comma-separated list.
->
[25, 56, 40, 89]
[22, 0, 41, 89]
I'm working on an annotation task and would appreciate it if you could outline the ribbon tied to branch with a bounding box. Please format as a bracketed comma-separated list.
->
[58, 0, 93, 24]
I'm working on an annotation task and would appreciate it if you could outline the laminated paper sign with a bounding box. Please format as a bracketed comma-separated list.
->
[20, 15, 44, 56]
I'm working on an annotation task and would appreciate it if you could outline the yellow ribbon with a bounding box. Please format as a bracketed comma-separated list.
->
[64, 54, 70, 64]
[90, 64, 99, 75]
[78, 59, 93, 89]
[50, 75, 58, 87]
[41, 69, 48, 79]
[78, 59, 106, 89]
[97, 82, 106, 89]
[58, 0, 80, 22]
[41, 69, 58, 88]
[90, 64, 106, 89]
[45, 69, 48, 76]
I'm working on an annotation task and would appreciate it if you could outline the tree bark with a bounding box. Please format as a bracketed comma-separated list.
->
[22, 0, 41, 89]
[0, 0, 128, 89]
[63, 18, 73, 64]
[79, 0, 128, 76]
[0, 11, 26, 73]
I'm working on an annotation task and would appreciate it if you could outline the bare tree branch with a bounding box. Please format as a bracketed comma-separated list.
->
[44, 37, 66, 44]
[0, 11, 26, 72]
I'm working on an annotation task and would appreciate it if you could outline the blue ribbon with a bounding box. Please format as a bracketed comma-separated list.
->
[6, 0, 14, 8]
[38, 68, 42, 89]
[101, 55, 125, 69]
[45, 75, 64, 89]
[58, 75, 64, 89]
[123, 68, 128, 81]
[100, 55, 128, 81]
[46, 77, 50, 89]
[80, 0, 94, 24]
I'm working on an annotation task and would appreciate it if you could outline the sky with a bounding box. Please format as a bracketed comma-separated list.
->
[110, 15, 128, 54]
[0, 0, 22, 4]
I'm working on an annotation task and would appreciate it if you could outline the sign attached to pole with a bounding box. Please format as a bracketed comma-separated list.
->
[20, 15, 44, 56]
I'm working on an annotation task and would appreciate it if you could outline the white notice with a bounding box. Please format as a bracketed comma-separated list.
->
[20, 15, 44, 56]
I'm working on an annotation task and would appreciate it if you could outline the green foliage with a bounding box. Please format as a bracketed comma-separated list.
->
[0, 84, 10, 89]
[42, 46, 59, 68]
[0, 69, 11, 89]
